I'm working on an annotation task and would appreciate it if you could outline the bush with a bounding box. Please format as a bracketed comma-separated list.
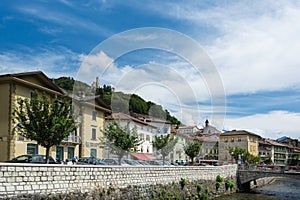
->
[216, 175, 224, 183]
[179, 178, 187, 190]
[199, 193, 209, 200]
[215, 182, 221, 191]
[205, 186, 210, 194]
[225, 180, 235, 191]
[196, 184, 202, 193]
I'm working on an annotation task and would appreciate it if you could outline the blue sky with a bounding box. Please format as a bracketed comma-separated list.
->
[1, 0, 300, 139]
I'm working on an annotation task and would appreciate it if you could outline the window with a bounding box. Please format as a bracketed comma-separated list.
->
[139, 134, 144, 140]
[90, 149, 97, 158]
[67, 147, 75, 159]
[92, 128, 97, 140]
[238, 138, 241, 142]
[27, 143, 38, 154]
[92, 111, 97, 120]
[231, 138, 234, 142]
[146, 135, 150, 141]
[224, 138, 228, 143]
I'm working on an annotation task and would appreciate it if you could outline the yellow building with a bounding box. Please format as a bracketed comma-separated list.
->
[75, 96, 110, 159]
[0, 71, 110, 162]
[218, 130, 261, 164]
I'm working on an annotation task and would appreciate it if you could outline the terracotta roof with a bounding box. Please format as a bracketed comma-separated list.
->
[195, 136, 218, 142]
[265, 139, 288, 147]
[131, 113, 170, 124]
[259, 138, 289, 147]
[221, 130, 261, 138]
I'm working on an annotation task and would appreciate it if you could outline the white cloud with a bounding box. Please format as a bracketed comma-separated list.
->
[209, 3, 300, 95]
[77, 50, 221, 123]
[224, 111, 300, 140]
[0, 47, 79, 78]
[148, 1, 300, 95]
[16, 4, 113, 37]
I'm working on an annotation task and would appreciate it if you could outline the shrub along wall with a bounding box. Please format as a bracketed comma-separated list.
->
[0, 163, 237, 199]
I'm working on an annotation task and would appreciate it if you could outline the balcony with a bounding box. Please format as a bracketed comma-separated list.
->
[62, 136, 81, 144]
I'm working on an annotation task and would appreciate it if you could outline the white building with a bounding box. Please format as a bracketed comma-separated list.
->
[105, 113, 157, 160]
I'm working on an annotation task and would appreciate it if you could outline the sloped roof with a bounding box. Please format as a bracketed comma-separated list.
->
[131, 113, 171, 124]
[221, 130, 261, 138]
[195, 136, 218, 143]
[106, 112, 157, 128]
[0, 71, 63, 94]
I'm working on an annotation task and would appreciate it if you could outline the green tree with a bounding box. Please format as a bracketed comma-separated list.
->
[228, 146, 260, 164]
[14, 91, 76, 163]
[153, 134, 178, 165]
[184, 141, 202, 164]
[103, 121, 140, 165]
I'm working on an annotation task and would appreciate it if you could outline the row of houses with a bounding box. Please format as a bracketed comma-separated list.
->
[0, 71, 172, 162]
[0, 71, 299, 166]
[175, 123, 300, 166]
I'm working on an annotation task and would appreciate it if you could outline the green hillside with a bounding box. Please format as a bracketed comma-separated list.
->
[54, 77, 93, 95]
[54, 77, 181, 125]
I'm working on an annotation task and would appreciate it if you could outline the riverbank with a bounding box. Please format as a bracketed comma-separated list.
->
[215, 177, 300, 200]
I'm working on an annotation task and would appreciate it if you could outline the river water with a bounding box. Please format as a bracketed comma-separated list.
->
[215, 178, 300, 200]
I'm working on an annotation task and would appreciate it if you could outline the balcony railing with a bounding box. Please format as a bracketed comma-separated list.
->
[62, 136, 81, 144]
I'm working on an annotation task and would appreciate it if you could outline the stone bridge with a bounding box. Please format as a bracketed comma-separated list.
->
[238, 168, 300, 192]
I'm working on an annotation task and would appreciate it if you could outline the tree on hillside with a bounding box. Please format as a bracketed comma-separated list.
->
[153, 134, 178, 165]
[184, 141, 202, 164]
[103, 121, 141, 165]
[165, 110, 181, 126]
[129, 94, 148, 114]
[14, 91, 76, 163]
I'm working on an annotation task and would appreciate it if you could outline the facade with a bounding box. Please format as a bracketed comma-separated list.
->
[195, 136, 218, 161]
[71, 95, 110, 160]
[0, 71, 110, 162]
[170, 131, 193, 163]
[258, 139, 273, 164]
[218, 130, 260, 164]
[0, 71, 76, 161]
[105, 112, 157, 159]
[133, 113, 171, 136]
[264, 139, 288, 166]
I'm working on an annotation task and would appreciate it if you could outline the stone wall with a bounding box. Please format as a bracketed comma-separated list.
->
[0, 163, 237, 199]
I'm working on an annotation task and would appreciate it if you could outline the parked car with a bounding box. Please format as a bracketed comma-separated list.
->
[137, 160, 150, 165]
[94, 159, 107, 165]
[77, 157, 97, 165]
[76, 157, 107, 165]
[6, 154, 57, 164]
[103, 158, 130, 166]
